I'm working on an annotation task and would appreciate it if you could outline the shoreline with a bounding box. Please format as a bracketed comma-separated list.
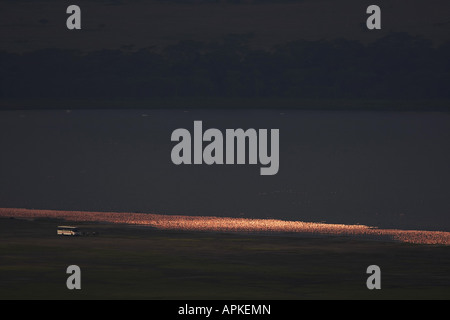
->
[1, 207, 449, 245]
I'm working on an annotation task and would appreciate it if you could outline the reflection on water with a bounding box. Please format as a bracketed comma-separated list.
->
[0, 109, 449, 231]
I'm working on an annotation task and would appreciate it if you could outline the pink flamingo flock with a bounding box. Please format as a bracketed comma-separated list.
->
[1, 207, 449, 245]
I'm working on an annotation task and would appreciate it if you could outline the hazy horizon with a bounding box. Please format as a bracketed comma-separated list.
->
[1, 0, 449, 54]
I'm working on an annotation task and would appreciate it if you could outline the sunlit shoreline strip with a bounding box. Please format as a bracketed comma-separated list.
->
[1, 207, 449, 245]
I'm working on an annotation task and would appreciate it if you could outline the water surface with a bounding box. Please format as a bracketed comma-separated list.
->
[1, 109, 449, 231]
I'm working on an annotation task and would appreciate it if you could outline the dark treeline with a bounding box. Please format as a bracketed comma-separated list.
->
[1, 33, 449, 103]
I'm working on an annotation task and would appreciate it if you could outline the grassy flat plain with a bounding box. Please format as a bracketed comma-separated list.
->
[1, 217, 449, 300]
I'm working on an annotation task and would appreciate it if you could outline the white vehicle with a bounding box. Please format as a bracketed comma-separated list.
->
[57, 226, 81, 236]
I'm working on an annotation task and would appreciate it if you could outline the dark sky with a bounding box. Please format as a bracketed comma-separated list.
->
[1, 0, 449, 53]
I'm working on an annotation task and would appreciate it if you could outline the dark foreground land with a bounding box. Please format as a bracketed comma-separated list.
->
[1, 217, 449, 300]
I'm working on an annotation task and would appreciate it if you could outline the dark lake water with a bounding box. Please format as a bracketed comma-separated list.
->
[1, 109, 449, 231]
